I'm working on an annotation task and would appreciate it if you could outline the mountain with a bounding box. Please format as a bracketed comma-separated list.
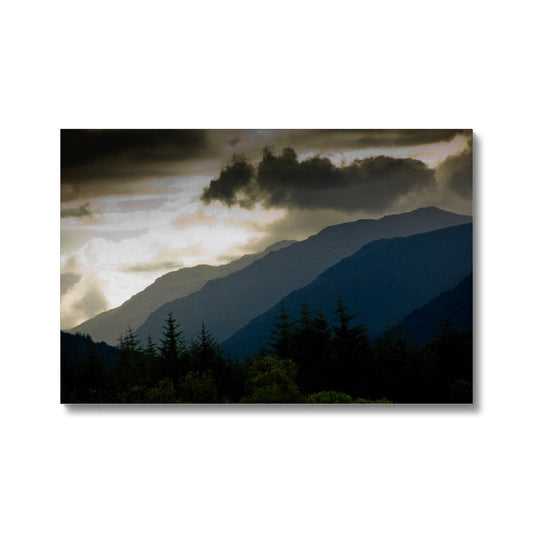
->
[136, 207, 472, 347]
[61, 331, 119, 369]
[222, 223, 473, 358]
[69, 240, 295, 345]
[61, 331, 119, 403]
[400, 271, 473, 345]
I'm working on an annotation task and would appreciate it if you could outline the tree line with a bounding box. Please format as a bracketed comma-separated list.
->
[61, 297, 472, 403]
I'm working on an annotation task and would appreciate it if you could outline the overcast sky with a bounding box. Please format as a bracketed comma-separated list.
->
[60, 129, 472, 330]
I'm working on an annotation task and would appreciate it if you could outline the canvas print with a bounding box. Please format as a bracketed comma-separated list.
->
[61, 129, 473, 404]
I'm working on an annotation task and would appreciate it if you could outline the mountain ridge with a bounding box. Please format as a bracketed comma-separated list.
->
[69, 239, 295, 345]
[221, 222, 473, 358]
[135, 207, 472, 346]
[401, 271, 473, 345]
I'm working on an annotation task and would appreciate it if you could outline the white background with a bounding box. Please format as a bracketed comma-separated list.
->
[2, 1, 532, 532]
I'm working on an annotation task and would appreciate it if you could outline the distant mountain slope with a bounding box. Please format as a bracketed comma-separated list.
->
[69, 240, 294, 345]
[222, 223, 473, 358]
[61, 331, 118, 369]
[136, 207, 471, 346]
[401, 272, 473, 345]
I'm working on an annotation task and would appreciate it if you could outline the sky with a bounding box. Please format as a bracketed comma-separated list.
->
[60, 129, 473, 330]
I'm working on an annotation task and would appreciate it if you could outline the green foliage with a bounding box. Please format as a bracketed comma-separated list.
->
[116, 385, 149, 403]
[353, 398, 393, 404]
[306, 391, 353, 403]
[146, 379, 177, 403]
[179, 371, 218, 403]
[241, 353, 302, 403]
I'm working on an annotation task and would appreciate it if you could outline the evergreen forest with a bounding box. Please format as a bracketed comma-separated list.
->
[61, 297, 472, 404]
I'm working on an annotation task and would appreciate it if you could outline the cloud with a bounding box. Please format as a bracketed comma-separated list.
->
[61, 201, 93, 218]
[119, 260, 183, 274]
[200, 154, 257, 208]
[61, 254, 81, 273]
[61, 130, 468, 202]
[173, 202, 284, 234]
[213, 130, 469, 156]
[60, 272, 82, 295]
[436, 147, 473, 200]
[201, 147, 436, 212]
[242, 207, 365, 252]
[61, 129, 213, 201]
[173, 207, 220, 228]
[61, 272, 109, 330]
[61, 129, 209, 168]
[265, 129, 470, 151]
[341, 129, 469, 148]
[60, 129, 472, 211]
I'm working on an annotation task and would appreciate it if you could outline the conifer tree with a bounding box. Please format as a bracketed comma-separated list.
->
[268, 301, 293, 359]
[115, 326, 143, 391]
[298, 297, 312, 329]
[85, 341, 106, 392]
[189, 322, 237, 400]
[332, 297, 372, 396]
[159, 313, 185, 385]
[191, 322, 221, 372]
[286, 300, 334, 393]
[145, 335, 157, 358]
[373, 323, 416, 402]
[426, 319, 473, 403]
[144, 334, 158, 384]
[333, 297, 353, 340]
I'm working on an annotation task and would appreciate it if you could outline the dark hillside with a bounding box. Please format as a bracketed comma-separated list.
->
[136, 208, 471, 345]
[222, 223, 472, 358]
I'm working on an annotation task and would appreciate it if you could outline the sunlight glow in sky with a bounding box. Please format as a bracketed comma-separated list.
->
[61, 183, 286, 328]
[60, 130, 472, 330]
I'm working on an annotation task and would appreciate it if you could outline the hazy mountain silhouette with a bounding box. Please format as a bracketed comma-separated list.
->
[69, 240, 294, 345]
[222, 223, 472, 358]
[400, 271, 473, 345]
[136, 207, 471, 347]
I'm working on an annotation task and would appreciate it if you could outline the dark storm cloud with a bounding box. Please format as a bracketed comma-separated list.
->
[60, 129, 467, 203]
[201, 147, 436, 211]
[436, 146, 473, 199]
[61, 129, 208, 168]
[61, 130, 212, 201]
[200, 155, 257, 208]
[61, 202, 93, 218]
